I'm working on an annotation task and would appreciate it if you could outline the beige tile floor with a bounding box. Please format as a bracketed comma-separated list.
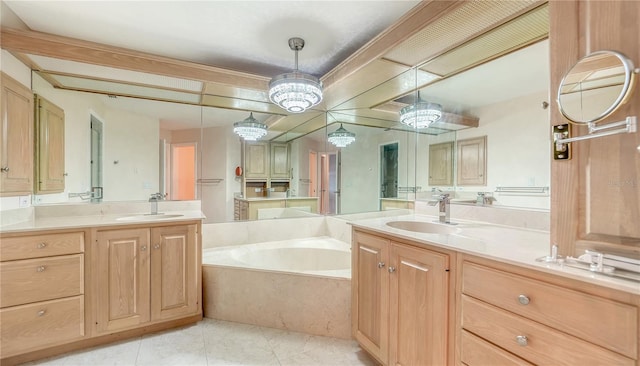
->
[24, 319, 379, 366]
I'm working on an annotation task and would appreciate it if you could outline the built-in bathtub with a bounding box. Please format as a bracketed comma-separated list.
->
[202, 236, 352, 339]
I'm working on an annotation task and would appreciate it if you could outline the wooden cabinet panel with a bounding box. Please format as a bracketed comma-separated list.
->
[389, 243, 449, 366]
[456, 136, 486, 186]
[550, 0, 640, 257]
[270, 142, 290, 180]
[352, 231, 389, 364]
[0, 72, 34, 196]
[0, 296, 84, 358]
[1, 254, 83, 308]
[461, 330, 533, 366]
[244, 142, 268, 179]
[95, 228, 150, 333]
[428, 141, 453, 186]
[150, 225, 198, 321]
[462, 295, 635, 366]
[0, 231, 84, 261]
[34, 94, 65, 193]
[462, 262, 638, 358]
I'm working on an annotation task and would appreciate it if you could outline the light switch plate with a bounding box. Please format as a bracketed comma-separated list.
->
[19, 196, 30, 208]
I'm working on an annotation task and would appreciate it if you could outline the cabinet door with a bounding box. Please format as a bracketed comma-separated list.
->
[150, 225, 199, 320]
[0, 72, 34, 195]
[35, 95, 65, 193]
[95, 228, 150, 333]
[352, 231, 389, 364]
[428, 141, 453, 186]
[456, 136, 486, 186]
[270, 142, 290, 179]
[389, 243, 449, 366]
[244, 141, 269, 179]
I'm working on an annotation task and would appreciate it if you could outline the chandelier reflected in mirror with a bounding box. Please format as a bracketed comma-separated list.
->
[233, 112, 267, 141]
[269, 38, 323, 113]
[328, 123, 356, 147]
[399, 92, 442, 129]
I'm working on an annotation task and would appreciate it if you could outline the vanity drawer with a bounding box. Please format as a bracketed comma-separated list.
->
[0, 231, 84, 261]
[461, 329, 532, 366]
[0, 254, 83, 308]
[0, 295, 85, 357]
[461, 295, 634, 366]
[462, 262, 637, 358]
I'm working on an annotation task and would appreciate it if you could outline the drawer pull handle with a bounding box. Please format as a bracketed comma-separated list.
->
[516, 335, 528, 346]
[378, 262, 385, 268]
[388, 266, 396, 273]
[37, 310, 46, 317]
[518, 295, 530, 305]
[37, 242, 47, 249]
[141, 245, 147, 251]
[36, 266, 46, 272]
[154, 244, 161, 250]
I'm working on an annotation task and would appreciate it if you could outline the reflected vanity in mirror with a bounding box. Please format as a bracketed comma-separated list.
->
[554, 50, 638, 160]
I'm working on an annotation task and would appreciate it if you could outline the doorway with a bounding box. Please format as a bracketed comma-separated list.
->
[90, 115, 103, 202]
[170, 142, 197, 200]
[380, 142, 398, 199]
[319, 152, 339, 215]
[309, 151, 317, 197]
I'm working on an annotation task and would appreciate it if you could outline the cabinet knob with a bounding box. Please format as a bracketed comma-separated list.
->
[36, 266, 46, 272]
[518, 294, 530, 305]
[516, 335, 528, 346]
[37, 310, 46, 317]
[154, 244, 161, 250]
[388, 266, 396, 273]
[141, 245, 147, 251]
[37, 242, 47, 249]
[1, 166, 9, 173]
[377, 262, 385, 268]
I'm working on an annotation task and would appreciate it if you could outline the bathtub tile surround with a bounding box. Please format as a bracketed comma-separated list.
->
[203, 265, 351, 339]
[24, 319, 377, 366]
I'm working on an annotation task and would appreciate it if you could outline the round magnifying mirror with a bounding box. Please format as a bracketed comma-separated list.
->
[557, 50, 636, 124]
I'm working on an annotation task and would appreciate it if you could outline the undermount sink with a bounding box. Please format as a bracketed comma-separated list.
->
[385, 220, 461, 235]
[116, 213, 184, 221]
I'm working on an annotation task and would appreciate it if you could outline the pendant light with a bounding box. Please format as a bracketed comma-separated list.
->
[399, 92, 442, 129]
[328, 123, 356, 147]
[268, 37, 323, 113]
[233, 112, 267, 141]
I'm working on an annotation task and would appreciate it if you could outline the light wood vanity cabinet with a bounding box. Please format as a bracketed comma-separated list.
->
[94, 223, 200, 334]
[0, 231, 85, 358]
[34, 94, 65, 194]
[458, 257, 639, 366]
[0, 72, 34, 196]
[352, 229, 450, 366]
[244, 141, 269, 179]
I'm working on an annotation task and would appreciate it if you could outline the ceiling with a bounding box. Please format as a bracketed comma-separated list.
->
[1, 0, 550, 138]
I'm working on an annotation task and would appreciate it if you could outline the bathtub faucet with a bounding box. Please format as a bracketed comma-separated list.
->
[428, 193, 452, 224]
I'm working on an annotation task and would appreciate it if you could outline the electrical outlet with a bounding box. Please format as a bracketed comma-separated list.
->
[19, 196, 30, 208]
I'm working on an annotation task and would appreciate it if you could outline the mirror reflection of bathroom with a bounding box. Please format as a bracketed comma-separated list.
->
[380, 142, 399, 200]
[90, 115, 103, 202]
[319, 152, 338, 215]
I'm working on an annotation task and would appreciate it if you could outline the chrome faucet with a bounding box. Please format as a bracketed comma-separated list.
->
[148, 192, 164, 215]
[476, 192, 496, 205]
[428, 193, 452, 224]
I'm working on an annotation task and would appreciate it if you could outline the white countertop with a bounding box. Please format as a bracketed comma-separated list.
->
[350, 214, 639, 295]
[0, 210, 205, 233]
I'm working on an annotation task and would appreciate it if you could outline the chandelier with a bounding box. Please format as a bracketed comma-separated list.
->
[233, 112, 267, 141]
[399, 97, 443, 129]
[328, 123, 356, 147]
[269, 38, 323, 113]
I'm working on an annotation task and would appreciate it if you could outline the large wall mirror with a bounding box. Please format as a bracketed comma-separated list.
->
[24, 3, 551, 222]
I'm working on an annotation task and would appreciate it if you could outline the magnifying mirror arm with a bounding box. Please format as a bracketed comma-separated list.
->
[554, 116, 637, 151]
